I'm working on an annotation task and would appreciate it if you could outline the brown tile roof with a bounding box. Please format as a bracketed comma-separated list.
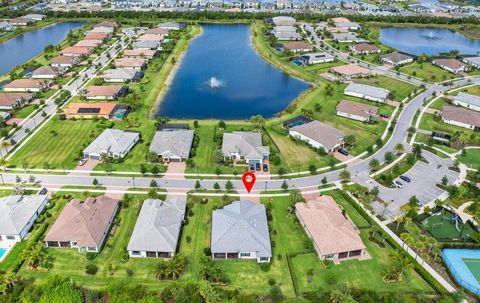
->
[84, 85, 125, 98]
[331, 17, 351, 23]
[283, 41, 312, 51]
[114, 57, 146, 68]
[336, 100, 378, 118]
[10, 18, 32, 25]
[331, 63, 371, 77]
[44, 196, 119, 248]
[295, 196, 366, 256]
[432, 58, 467, 70]
[327, 27, 349, 33]
[60, 46, 92, 55]
[51, 56, 77, 65]
[74, 40, 102, 47]
[84, 32, 109, 40]
[65, 102, 117, 116]
[123, 49, 157, 58]
[145, 27, 169, 35]
[94, 21, 117, 28]
[351, 43, 381, 53]
[4, 79, 47, 89]
[0, 93, 33, 106]
[442, 105, 480, 127]
[137, 34, 164, 42]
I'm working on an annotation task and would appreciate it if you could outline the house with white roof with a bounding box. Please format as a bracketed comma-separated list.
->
[0, 195, 48, 242]
[127, 198, 186, 258]
[463, 56, 480, 69]
[211, 201, 272, 263]
[149, 129, 194, 162]
[221, 131, 270, 165]
[301, 52, 334, 65]
[453, 92, 480, 112]
[83, 129, 140, 160]
[344, 83, 390, 103]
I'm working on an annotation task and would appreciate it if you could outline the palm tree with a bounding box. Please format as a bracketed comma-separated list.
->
[394, 143, 404, 154]
[0, 140, 10, 157]
[391, 251, 413, 278]
[0, 158, 8, 171]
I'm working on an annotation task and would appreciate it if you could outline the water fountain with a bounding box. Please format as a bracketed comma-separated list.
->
[206, 76, 223, 89]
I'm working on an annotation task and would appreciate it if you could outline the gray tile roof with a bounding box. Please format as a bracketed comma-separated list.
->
[211, 201, 272, 258]
[301, 52, 334, 62]
[149, 130, 194, 159]
[290, 120, 344, 150]
[380, 52, 413, 65]
[454, 92, 480, 108]
[84, 128, 139, 156]
[0, 195, 47, 235]
[127, 198, 186, 253]
[102, 68, 139, 81]
[464, 56, 480, 66]
[221, 131, 270, 160]
[132, 40, 159, 49]
[345, 83, 390, 100]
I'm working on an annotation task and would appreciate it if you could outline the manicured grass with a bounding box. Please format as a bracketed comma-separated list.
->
[9, 118, 107, 169]
[399, 62, 455, 83]
[419, 209, 477, 241]
[458, 149, 480, 170]
[429, 97, 449, 110]
[452, 85, 480, 97]
[420, 113, 479, 144]
[289, 190, 434, 293]
[354, 75, 417, 102]
[14, 104, 38, 119]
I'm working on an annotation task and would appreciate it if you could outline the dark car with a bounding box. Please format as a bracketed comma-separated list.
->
[255, 162, 261, 171]
[400, 175, 411, 183]
[249, 165, 255, 172]
[338, 148, 349, 156]
[38, 187, 48, 195]
[263, 163, 269, 172]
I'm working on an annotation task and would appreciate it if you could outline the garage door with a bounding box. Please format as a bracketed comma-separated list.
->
[89, 154, 100, 160]
[248, 160, 260, 165]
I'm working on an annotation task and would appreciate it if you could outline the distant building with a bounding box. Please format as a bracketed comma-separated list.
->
[282, 41, 312, 53]
[271, 16, 296, 26]
[350, 43, 381, 55]
[441, 105, 480, 130]
[10, 18, 33, 26]
[83, 128, 140, 159]
[289, 120, 344, 152]
[123, 49, 158, 60]
[453, 92, 480, 112]
[462, 56, 480, 69]
[0, 195, 48, 242]
[132, 40, 160, 50]
[344, 83, 390, 103]
[157, 22, 186, 30]
[211, 201, 272, 263]
[295, 195, 367, 261]
[102, 69, 144, 83]
[127, 198, 186, 258]
[300, 52, 334, 65]
[336, 100, 378, 122]
[332, 32, 360, 43]
[114, 57, 147, 70]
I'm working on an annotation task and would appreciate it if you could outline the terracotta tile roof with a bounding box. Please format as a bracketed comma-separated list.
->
[4, 79, 47, 89]
[65, 102, 117, 116]
[295, 196, 366, 256]
[336, 100, 378, 118]
[51, 56, 78, 65]
[84, 32, 109, 40]
[331, 63, 371, 76]
[94, 21, 117, 28]
[84, 85, 125, 98]
[442, 105, 480, 127]
[137, 34, 164, 42]
[44, 196, 119, 248]
[283, 41, 312, 50]
[123, 49, 156, 58]
[0, 93, 33, 106]
[351, 43, 381, 52]
[432, 58, 467, 71]
[74, 40, 102, 47]
[145, 27, 169, 35]
[60, 46, 92, 55]
[114, 57, 146, 68]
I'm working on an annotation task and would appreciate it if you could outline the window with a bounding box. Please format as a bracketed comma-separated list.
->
[349, 250, 362, 257]
[240, 252, 250, 257]
[324, 254, 334, 259]
[6, 236, 15, 240]
[132, 251, 141, 256]
[259, 257, 270, 262]
[338, 252, 349, 259]
[87, 246, 97, 252]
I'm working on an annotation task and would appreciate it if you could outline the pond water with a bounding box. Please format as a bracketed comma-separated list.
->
[0, 21, 85, 76]
[157, 24, 310, 119]
[379, 27, 480, 56]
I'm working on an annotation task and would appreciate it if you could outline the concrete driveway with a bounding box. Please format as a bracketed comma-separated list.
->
[70, 159, 99, 174]
[163, 162, 186, 180]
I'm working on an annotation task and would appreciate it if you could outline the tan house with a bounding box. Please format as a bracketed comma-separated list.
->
[0, 93, 33, 110]
[3, 79, 50, 92]
[336, 100, 378, 122]
[84, 85, 129, 100]
[44, 196, 120, 252]
[74, 40, 103, 48]
[137, 34, 164, 43]
[60, 46, 93, 57]
[123, 49, 158, 60]
[51, 56, 80, 68]
[65, 102, 118, 119]
[331, 64, 372, 80]
[114, 58, 147, 70]
[84, 32, 110, 41]
[145, 27, 169, 35]
[94, 21, 118, 28]
[432, 58, 468, 74]
[350, 43, 381, 55]
[441, 105, 480, 130]
[283, 41, 312, 53]
[295, 195, 367, 261]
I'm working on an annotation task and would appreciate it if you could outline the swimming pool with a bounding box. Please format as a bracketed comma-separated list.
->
[443, 249, 480, 295]
[0, 248, 7, 259]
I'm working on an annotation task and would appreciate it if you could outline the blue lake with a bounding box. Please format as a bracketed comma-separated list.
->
[0, 21, 84, 76]
[157, 24, 310, 119]
[379, 27, 480, 56]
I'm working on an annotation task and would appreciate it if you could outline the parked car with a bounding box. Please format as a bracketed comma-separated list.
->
[262, 163, 269, 172]
[399, 175, 411, 183]
[393, 180, 403, 188]
[379, 112, 389, 118]
[38, 187, 48, 195]
[78, 158, 87, 166]
[338, 148, 349, 156]
[255, 162, 261, 171]
[249, 165, 255, 172]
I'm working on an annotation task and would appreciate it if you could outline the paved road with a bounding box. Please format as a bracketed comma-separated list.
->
[2, 34, 130, 158]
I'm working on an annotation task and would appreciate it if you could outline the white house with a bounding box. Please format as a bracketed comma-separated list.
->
[300, 52, 335, 65]
[289, 120, 344, 152]
[221, 132, 270, 165]
[83, 129, 140, 160]
[441, 105, 480, 130]
[453, 92, 480, 112]
[336, 100, 378, 122]
[344, 83, 390, 103]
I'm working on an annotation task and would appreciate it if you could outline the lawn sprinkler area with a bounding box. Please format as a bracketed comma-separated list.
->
[443, 249, 480, 295]
[420, 208, 478, 242]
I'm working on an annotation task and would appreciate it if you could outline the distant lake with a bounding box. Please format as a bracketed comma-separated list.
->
[0, 21, 84, 76]
[157, 24, 310, 119]
[379, 27, 480, 56]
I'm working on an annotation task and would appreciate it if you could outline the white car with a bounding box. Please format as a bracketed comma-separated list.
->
[78, 158, 87, 166]
[392, 180, 403, 189]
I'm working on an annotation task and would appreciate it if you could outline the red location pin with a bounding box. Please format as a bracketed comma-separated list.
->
[242, 172, 256, 193]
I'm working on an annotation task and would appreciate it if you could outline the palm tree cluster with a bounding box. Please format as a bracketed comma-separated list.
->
[400, 218, 441, 263]
[21, 243, 49, 271]
[383, 251, 413, 283]
[199, 254, 229, 285]
[154, 255, 186, 280]
[0, 271, 18, 295]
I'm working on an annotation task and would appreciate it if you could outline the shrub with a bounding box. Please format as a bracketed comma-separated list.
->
[85, 264, 98, 275]
[85, 253, 98, 261]
[120, 251, 129, 263]
[258, 262, 271, 272]
[268, 278, 276, 286]
[325, 271, 337, 285]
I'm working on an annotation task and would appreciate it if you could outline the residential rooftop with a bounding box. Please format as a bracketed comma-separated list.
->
[290, 120, 344, 150]
[149, 129, 194, 160]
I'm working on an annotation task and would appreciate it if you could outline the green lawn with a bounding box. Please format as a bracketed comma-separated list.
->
[399, 62, 456, 83]
[14, 104, 38, 119]
[9, 118, 106, 169]
[289, 190, 434, 293]
[420, 113, 479, 146]
[457, 149, 480, 170]
[354, 75, 417, 102]
[451, 85, 480, 97]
